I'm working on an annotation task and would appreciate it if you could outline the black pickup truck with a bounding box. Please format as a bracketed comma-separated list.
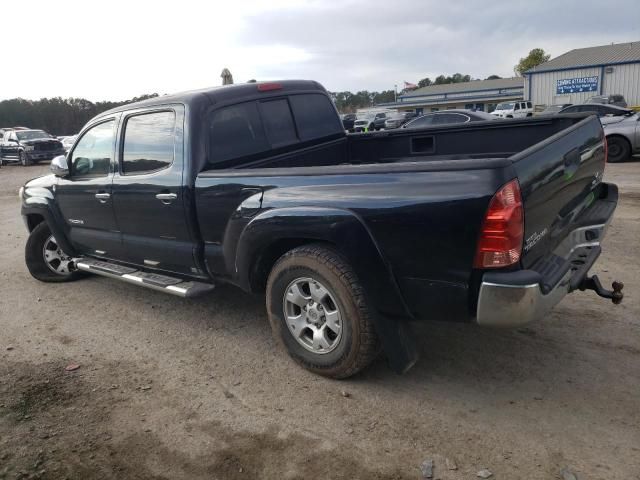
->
[20, 80, 623, 378]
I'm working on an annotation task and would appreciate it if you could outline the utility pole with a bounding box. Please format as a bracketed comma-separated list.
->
[394, 84, 397, 103]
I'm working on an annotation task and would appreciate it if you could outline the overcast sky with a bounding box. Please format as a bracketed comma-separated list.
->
[2, 0, 639, 101]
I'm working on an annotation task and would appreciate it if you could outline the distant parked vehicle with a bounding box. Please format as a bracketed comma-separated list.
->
[384, 111, 417, 129]
[372, 112, 392, 130]
[490, 101, 533, 118]
[341, 113, 356, 132]
[354, 112, 388, 132]
[0, 126, 29, 142]
[61, 135, 77, 153]
[403, 109, 498, 129]
[586, 94, 627, 107]
[0, 129, 65, 166]
[537, 104, 573, 116]
[559, 104, 633, 117]
[601, 111, 640, 162]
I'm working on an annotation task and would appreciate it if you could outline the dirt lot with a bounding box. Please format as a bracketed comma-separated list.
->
[1, 162, 639, 480]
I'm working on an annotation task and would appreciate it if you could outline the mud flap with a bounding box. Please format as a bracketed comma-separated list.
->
[372, 312, 419, 374]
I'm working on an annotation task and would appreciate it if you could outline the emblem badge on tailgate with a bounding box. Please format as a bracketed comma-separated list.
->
[524, 228, 548, 252]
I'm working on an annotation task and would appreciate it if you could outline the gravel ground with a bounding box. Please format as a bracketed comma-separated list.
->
[0, 162, 639, 480]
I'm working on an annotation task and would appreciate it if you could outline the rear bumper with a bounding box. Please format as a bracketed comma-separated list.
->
[476, 183, 617, 328]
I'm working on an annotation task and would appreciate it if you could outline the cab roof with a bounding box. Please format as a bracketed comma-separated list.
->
[97, 80, 327, 118]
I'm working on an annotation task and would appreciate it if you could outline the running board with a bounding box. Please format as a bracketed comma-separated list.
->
[75, 258, 215, 298]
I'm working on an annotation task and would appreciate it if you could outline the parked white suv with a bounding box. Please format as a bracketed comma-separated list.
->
[491, 101, 533, 119]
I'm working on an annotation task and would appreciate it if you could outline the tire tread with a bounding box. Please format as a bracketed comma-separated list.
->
[267, 243, 379, 379]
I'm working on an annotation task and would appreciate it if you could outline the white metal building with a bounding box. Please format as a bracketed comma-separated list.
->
[524, 41, 640, 108]
[379, 78, 524, 114]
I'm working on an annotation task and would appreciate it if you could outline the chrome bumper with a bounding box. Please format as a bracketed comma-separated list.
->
[476, 222, 609, 328]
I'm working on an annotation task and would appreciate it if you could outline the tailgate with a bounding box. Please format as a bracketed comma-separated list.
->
[511, 115, 607, 269]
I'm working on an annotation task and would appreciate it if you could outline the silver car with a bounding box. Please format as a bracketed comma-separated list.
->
[601, 113, 640, 163]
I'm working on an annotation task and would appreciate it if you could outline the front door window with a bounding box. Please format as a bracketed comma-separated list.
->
[70, 120, 115, 177]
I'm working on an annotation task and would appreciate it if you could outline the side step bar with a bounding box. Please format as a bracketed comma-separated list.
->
[75, 258, 215, 298]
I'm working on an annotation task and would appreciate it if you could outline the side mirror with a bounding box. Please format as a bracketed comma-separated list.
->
[9, 138, 18, 143]
[50, 155, 69, 177]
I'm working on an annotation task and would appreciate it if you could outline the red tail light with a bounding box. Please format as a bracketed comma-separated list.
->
[257, 82, 282, 92]
[474, 179, 524, 268]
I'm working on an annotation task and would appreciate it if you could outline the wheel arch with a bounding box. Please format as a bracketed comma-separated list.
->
[21, 204, 76, 256]
[25, 213, 46, 232]
[236, 206, 419, 374]
[236, 207, 409, 315]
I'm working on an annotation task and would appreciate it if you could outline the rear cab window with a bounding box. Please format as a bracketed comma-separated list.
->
[208, 93, 343, 167]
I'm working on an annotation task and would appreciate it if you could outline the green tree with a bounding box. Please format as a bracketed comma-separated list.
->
[485, 74, 502, 80]
[515, 48, 550, 76]
[0, 94, 159, 135]
[417, 77, 433, 88]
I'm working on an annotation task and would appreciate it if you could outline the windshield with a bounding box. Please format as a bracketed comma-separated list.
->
[543, 105, 564, 113]
[356, 113, 375, 120]
[16, 130, 51, 141]
[495, 103, 515, 110]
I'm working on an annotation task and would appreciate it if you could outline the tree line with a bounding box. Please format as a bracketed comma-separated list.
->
[0, 94, 159, 136]
[330, 74, 502, 113]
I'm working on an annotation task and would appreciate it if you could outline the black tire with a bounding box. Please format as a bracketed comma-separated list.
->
[266, 244, 379, 379]
[19, 150, 31, 166]
[25, 222, 85, 282]
[606, 136, 631, 163]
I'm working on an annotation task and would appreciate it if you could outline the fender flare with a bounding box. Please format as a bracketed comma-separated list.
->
[21, 190, 76, 257]
[235, 206, 418, 373]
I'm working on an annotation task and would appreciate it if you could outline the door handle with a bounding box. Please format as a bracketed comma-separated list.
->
[95, 192, 110, 203]
[156, 193, 177, 204]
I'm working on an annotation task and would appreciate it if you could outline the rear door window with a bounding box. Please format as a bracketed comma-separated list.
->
[407, 115, 434, 128]
[289, 94, 343, 141]
[121, 111, 176, 175]
[432, 113, 469, 125]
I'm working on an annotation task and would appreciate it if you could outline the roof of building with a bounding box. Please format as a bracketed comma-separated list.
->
[402, 77, 523, 98]
[526, 41, 640, 73]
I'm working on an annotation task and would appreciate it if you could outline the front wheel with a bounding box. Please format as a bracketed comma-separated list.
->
[19, 151, 31, 166]
[266, 244, 379, 378]
[606, 136, 631, 163]
[25, 222, 85, 282]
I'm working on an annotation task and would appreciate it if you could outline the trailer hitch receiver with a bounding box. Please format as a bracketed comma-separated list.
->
[578, 275, 624, 304]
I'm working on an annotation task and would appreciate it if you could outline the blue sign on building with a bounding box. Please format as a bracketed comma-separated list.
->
[556, 76, 599, 94]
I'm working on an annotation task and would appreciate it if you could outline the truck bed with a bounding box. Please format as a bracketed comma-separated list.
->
[196, 114, 607, 323]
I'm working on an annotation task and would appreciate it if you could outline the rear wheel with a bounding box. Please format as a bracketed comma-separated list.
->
[25, 222, 85, 282]
[266, 244, 379, 378]
[606, 136, 631, 163]
[19, 151, 31, 166]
